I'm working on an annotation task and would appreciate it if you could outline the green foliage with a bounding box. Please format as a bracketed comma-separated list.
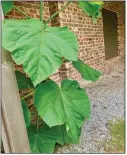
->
[78, 1, 103, 22]
[27, 124, 67, 153]
[15, 70, 34, 90]
[1, 1, 14, 15]
[2, 19, 78, 86]
[34, 79, 90, 143]
[104, 118, 125, 153]
[2, 1, 103, 153]
[21, 100, 31, 128]
[72, 59, 102, 81]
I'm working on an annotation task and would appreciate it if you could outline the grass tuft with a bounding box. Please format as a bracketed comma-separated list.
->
[104, 118, 125, 153]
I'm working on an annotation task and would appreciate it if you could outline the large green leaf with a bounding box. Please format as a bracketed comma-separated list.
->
[21, 100, 31, 128]
[51, 125, 68, 145]
[27, 124, 67, 153]
[15, 70, 34, 90]
[2, 19, 78, 86]
[72, 59, 102, 81]
[1, 1, 14, 15]
[78, 1, 103, 22]
[34, 79, 90, 143]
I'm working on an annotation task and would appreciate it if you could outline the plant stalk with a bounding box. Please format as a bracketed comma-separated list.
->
[14, 6, 31, 19]
[45, 1, 71, 24]
[40, 1, 43, 21]
[37, 114, 39, 131]
[28, 102, 33, 107]
[21, 90, 34, 100]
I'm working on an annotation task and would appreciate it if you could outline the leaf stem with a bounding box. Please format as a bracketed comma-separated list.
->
[40, 1, 43, 21]
[25, 88, 34, 93]
[14, 6, 31, 19]
[37, 114, 39, 131]
[21, 90, 34, 100]
[45, 1, 71, 24]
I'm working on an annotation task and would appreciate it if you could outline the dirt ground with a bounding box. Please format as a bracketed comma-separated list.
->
[56, 62, 125, 153]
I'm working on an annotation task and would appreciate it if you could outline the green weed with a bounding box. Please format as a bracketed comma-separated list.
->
[104, 118, 125, 153]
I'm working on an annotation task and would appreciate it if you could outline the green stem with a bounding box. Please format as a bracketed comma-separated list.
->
[45, 1, 71, 24]
[40, 1, 43, 21]
[37, 114, 39, 131]
[21, 90, 34, 100]
[14, 6, 31, 19]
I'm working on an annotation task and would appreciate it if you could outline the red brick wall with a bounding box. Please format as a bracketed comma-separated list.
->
[57, 1, 125, 85]
[4, 1, 125, 86]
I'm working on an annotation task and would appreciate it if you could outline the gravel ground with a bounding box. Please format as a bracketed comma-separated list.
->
[56, 62, 125, 153]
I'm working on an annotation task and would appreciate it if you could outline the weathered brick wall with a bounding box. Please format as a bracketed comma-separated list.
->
[58, 2, 105, 85]
[57, 1, 125, 85]
[4, 1, 125, 86]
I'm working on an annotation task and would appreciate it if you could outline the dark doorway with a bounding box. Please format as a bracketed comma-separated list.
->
[102, 8, 118, 60]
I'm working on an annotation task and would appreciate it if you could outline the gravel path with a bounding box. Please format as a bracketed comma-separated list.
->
[56, 62, 125, 153]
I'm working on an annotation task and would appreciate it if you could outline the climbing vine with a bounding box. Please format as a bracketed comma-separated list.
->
[2, 1, 103, 153]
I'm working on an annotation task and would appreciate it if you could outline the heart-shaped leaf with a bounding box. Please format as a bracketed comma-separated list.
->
[2, 19, 78, 86]
[1, 1, 14, 15]
[72, 59, 102, 81]
[78, 1, 103, 22]
[21, 100, 31, 128]
[27, 124, 67, 153]
[15, 70, 34, 90]
[34, 79, 90, 143]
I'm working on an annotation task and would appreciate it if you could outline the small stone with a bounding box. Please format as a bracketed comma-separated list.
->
[100, 134, 105, 138]
[103, 106, 107, 109]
